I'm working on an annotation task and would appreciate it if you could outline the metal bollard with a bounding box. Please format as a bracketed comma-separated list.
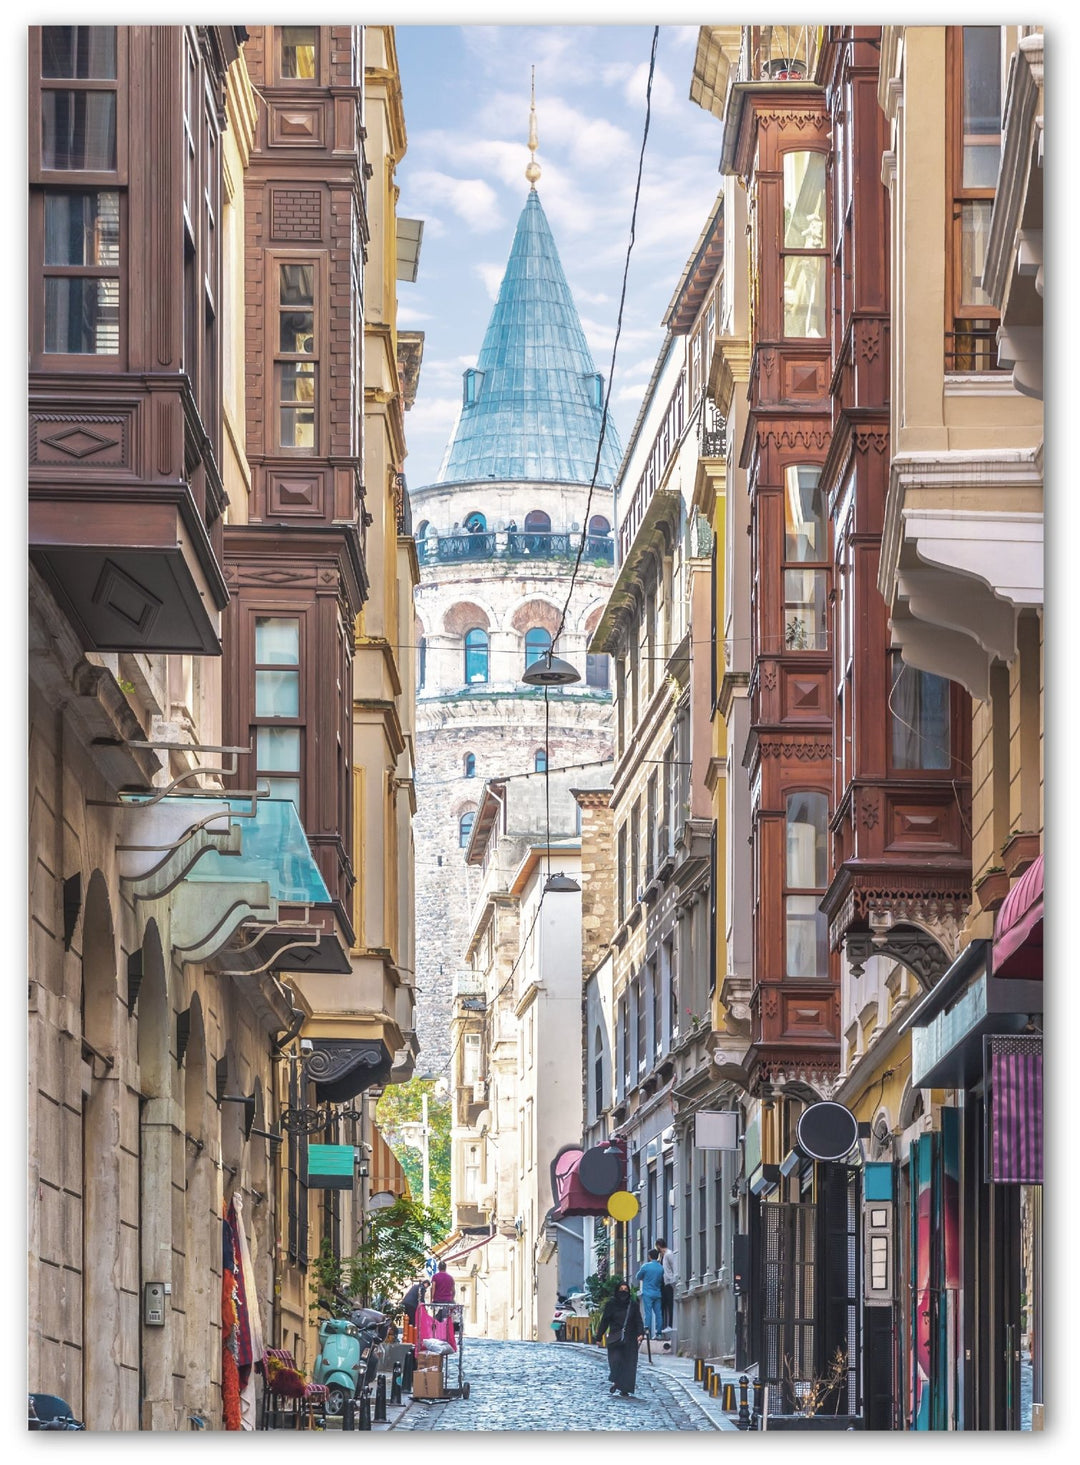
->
[737, 1374, 751, 1430]
[374, 1375, 387, 1422]
[390, 1363, 403, 1406]
[343, 1398, 356, 1431]
[358, 1389, 372, 1430]
[722, 1382, 735, 1411]
[694, 1358, 705, 1383]
[701, 1365, 714, 1393]
[709, 1373, 721, 1398]
[402, 1353, 415, 1392]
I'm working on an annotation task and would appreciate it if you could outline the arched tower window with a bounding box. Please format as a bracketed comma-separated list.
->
[464, 628, 489, 684]
[464, 511, 486, 533]
[784, 790, 829, 977]
[524, 626, 552, 669]
[588, 514, 610, 536]
[524, 510, 551, 532]
[534, 749, 547, 773]
[464, 752, 476, 778]
[459, 811, 475, 848]
[418, 636, 427, 690]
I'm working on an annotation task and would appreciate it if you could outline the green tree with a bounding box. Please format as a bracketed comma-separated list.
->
[375, 1076, 452, 1230]
[310, 1195, 447, 1320]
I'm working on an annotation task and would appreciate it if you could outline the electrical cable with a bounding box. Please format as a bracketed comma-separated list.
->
[552, 25, 659, 655]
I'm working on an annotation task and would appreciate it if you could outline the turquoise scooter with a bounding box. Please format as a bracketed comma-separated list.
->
[312, 1317, 365, 1417]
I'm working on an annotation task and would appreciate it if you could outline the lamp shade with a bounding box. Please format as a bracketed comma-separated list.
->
[522, 654, 581, 687]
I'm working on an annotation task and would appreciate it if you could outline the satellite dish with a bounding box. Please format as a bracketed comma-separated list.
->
[796, 1101, 859, 1162]
[366, 1190, 397, 1211]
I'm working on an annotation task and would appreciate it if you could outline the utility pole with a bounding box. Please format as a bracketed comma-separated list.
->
[421, 1091, 431, 1207]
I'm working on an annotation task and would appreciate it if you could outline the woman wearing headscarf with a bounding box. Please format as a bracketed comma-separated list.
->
[593, 1279, 645, 1397]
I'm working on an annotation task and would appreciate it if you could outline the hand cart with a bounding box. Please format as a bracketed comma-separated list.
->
[433, 1302, 469, 1400]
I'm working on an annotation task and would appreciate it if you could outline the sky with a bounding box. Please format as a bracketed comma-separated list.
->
[393, 24, 725, 490]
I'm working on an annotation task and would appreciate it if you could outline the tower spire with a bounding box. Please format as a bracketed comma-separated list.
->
[526, 65, 541, 189]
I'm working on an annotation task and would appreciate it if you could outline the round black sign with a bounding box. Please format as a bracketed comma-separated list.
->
[578, 1145, 623, 1197]
[796, 1101, 859, 1162]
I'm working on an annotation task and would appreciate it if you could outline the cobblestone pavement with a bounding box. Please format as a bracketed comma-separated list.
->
[396, 1338, 715, 1432]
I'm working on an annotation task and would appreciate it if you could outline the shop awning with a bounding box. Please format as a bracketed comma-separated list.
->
[550, 1142, 625, 1220]
[993, 852, 1043, 980]
[369, 1122, 409, 1200]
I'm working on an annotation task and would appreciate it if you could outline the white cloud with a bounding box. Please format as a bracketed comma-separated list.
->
[475, 262, 504, 301]
[406, 169, 503, 233]
[396, 303, 433, 325]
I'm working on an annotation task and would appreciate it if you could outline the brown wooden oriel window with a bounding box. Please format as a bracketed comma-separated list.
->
[277, 26, 319, 83]
[946, 26, 1005, 371]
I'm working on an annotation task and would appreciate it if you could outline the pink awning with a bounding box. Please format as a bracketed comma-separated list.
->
[550, 1142, 625, 1219]
[992, 852, 1043, 980]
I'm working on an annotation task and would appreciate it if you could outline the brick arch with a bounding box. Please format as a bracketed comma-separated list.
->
[443, 601, 490, 635]
[450, 796, 479, 820]
[509, 597, 561, 636]
[582, 602, 607, 637]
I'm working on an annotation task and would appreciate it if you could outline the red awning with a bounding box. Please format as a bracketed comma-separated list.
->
[551, 1143, 625, 1219]
[993, 852, 1043, 980]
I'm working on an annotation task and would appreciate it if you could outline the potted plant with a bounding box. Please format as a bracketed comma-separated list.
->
[764, 1348, 862, 1430]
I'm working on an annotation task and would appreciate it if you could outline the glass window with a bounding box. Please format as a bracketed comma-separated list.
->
[961, 27, 1002, 188]
[464, 511, 486, 533]
[524, 627, 552, 668]
[255, 617, 300, 716]
[256, 727, 301, 808]
[42, 26, 117, 78]
[785, 792, 828, 978]
[42, 190, 121, 354]
[594, 1027, 604, 1118]
[464, 628, 489, 684]
[784, 466, 825, 562]
[782, 152, 827, 337]
[534, 750, 547, 773]
[890, 654, 951, 770]
[586, 652, 609, 689]
[464, 752, 476, 778]
[41, 91, 117, 171]
[280, 27, 317, 80]
[783, 569, 828, 650]
[277, 263, 317, 450]
[459, 811, 475, 848]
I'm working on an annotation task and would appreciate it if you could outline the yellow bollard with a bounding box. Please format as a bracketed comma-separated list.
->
[694, 1358, 705, 1382]
[722, 1382, 735, 1410]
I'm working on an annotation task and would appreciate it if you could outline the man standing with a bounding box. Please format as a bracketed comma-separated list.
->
[635, 1250, 665, 1339]
[655, 1237, 677, 1332]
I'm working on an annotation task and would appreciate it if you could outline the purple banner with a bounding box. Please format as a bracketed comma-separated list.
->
[986, 1035, 1042, 1184]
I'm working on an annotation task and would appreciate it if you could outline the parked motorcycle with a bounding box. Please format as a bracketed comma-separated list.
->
[29, 1394, 85, 1430]
[312, 1307, 390, 1416]
[550, 1289, 590, 1340]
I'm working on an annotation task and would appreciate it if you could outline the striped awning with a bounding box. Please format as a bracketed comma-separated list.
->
[985, 1034, 1042, 1184]
[369, 1123, 410, 1200]
[992, 852, 1043, 980]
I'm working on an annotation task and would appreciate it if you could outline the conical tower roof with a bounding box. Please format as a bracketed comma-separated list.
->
[436, 190, 623, 486]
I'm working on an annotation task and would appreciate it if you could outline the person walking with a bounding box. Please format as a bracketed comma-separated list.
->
[594, 1279, 644, 1398]
[635, 1251, 665, 1339]
[400, 1278, 424, 1327]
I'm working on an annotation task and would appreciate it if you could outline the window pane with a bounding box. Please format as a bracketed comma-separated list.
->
[890, 658, 951, 769]
[459, 812, 475, 848]
[260, 776, 300, 809]
[255, 669, 299, 717]
[41, 91, 117, 170]
[464, 630, 488, 684]
[257, 726, 300, 772]
[534, 750, 547, 773]
[281, 361, 316, 403]
[280, 407, 315, 449]
[255, 617, 299, 664]
[783, 569, 827, 649]
[280, 263, 314, 306]
[784, 466, 825, 561]
[44, 277, 118, 353]
[524, 627, 551, 667]
[783, 152, 826, 249]
[586, 653, 609, 689]
[42, 26, 117, 79]
[44, 191, 119, 265]
[959, 201, 993, 309]
[962, 27, 1002, 188]
[783, 255, 827, 337]
[281, 26, 317, 79]
[786, 792, 828, 887]
[786, 895, 828, 978]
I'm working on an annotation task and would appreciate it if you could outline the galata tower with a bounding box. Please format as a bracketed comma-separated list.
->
[410, 119, 622, 1073]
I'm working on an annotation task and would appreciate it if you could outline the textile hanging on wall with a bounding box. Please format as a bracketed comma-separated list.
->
[985, 1035, 1043, 1184]
[232, 1193, 264, 1430]
[222, 1207, 243, 1430]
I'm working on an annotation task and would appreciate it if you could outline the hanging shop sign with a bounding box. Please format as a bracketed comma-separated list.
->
[984, 1033, 1043, 1184]
[694, 1110, 740, 1150]
[307, 1144, 357, 1190]
[796, 1101, 859, 1162]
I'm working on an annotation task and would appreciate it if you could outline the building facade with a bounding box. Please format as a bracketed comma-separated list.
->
[411, 159, 621, 1074]
[28, 22, 415, 1430]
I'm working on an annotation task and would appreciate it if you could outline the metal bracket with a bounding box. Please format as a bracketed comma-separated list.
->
[846, 929, 951, 986]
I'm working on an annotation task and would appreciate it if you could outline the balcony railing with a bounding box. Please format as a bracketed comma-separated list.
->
[395, 474, 412, 536]
[945, 325, 1008, 374]
[699, 399, 728, 459]
[419, 530, 615, 565]
[738, 25, 821, 83]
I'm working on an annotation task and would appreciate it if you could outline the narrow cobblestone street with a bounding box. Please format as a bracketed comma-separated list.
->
[396, 1339, 714, 1431]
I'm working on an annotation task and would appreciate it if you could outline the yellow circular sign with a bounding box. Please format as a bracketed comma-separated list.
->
[606, 1190, 639, 1222]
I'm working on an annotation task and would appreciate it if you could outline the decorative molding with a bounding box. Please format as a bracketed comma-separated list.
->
[845, 929, 950, 988]
[759, 739, 831, 760]
[857, 321, 882, 362]
[755, 110, 823, 131]
[761, 666, 776, 692]
[32, 415, 128, 465]
[858, 795, 880, 830]
[853, 426, 888, 454]
[756, 424, 829, 451]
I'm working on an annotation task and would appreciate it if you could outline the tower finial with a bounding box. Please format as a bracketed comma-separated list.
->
[526, 65, 541, 189]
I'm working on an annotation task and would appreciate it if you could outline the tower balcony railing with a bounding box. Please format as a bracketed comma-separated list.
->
[737, 25, 822, 83]
[420, 530, 614, 566]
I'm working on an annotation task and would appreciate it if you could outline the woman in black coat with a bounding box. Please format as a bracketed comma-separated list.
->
[594, 1279, 645, 1397]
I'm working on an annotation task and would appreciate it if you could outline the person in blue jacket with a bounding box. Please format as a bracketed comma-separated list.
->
[635, 1250, 665, 1339]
